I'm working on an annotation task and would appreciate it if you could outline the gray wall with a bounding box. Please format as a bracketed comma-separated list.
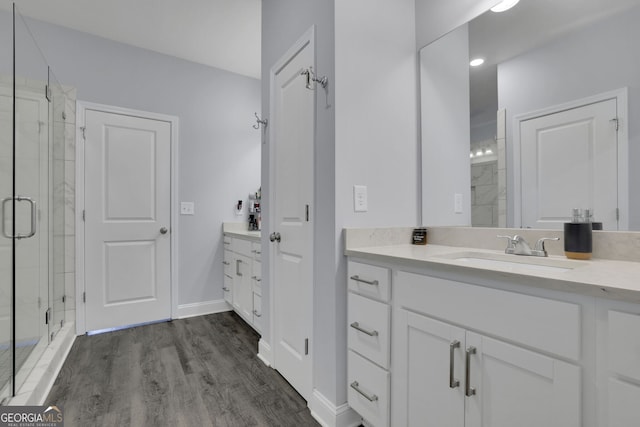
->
[498, 7, 640, 230]
[10, 12, 262, 308]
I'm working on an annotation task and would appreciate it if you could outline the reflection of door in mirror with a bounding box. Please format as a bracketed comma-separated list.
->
[518, 95, 622, 230]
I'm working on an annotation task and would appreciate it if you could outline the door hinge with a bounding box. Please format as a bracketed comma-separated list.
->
[306, 204, 309, 222]
[83, 292, 86, 303]
[616, 208, 620, 221]
[45, 307, 51, 325]
[611, 117, 619, 131]
[45, 84, 52, 102]
[62, 295, 66, 303]
[80, 126, 86, 140]
[305, 338, 309, 355]
[82, 210, 85, 221]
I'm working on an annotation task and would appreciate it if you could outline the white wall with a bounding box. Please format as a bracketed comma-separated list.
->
[498, 7, 640, 229]
[15, 14, 262, 309]
[420, 24, 471, 226]
[335, 0, 418, 229]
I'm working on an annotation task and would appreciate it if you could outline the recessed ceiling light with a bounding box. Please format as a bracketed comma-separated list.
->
[470, 58, 485, 67]
[491, 0, 520, 13]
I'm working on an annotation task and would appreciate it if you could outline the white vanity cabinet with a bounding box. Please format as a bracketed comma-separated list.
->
[347, 261, 392, 427]
[223, 233, 262, 333]
[392, 271, 581, 427]
[598, 301, 640, 427]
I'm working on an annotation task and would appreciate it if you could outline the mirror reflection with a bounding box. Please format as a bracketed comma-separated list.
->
[421, 0, 640, 231]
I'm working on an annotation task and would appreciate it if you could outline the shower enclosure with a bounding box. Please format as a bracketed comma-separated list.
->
[1, 4, 67, 402]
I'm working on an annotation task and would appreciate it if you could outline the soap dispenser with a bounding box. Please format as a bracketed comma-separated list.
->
[564, 208, 592, 260]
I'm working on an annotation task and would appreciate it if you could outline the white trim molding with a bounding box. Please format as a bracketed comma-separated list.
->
[75, 101, 180, 335]
[257, 338, 273, 367]
[309, 389, 362, 427]
[176, 299, 231, 319]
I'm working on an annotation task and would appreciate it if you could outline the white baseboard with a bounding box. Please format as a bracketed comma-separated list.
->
[176, 299, 232, 319]
[257, 338, 273, 367]
[309, 389, 362, 427]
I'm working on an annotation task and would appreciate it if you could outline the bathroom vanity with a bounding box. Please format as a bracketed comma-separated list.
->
[222, 223, 262, 333]
[345, 227, 640, 427]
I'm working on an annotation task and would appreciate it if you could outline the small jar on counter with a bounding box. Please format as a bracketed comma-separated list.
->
[412, 227, 428, 245]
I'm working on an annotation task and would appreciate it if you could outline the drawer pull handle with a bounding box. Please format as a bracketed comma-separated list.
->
[350, 322, 379, 337]
[350, 381, 378, 402]
[222, 287, 230, 292]
[465, 346, 477, 397]
[255, 251, 261, 255]
[251, 276, 262, 282]
[224, 274, 233, 280]
[236, 259, 243, 277]
[350, 275, 379, 286]
[224, 241, 231, 245]
[223, 261, 230, 266]
[449, 340, 460, 389]
[253, 310, 262, 318]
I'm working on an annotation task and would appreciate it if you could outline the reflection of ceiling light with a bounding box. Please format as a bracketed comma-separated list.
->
[470, 58, 485, 67]
[470, 152, 474, 158]
[476, 149, 484, 156]
[491, 0, 520, 13]
[485, 148, 493, 154]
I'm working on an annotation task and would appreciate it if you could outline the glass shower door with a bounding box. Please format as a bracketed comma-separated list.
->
[0, 7, 13, 402]
[12, 6, 51, 394]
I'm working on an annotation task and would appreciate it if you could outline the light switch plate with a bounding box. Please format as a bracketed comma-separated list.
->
[180, 202, 195, 215]
[354, 185, 368, 212]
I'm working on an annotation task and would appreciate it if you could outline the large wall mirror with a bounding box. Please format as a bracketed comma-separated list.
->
[420, 0, 640, 231]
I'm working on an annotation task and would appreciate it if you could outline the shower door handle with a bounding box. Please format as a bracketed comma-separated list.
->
[1, 196, 37, 239]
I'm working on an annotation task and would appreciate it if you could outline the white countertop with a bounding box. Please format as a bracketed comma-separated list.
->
[223, 222, 261, 241]
[346, 243, 640, 304]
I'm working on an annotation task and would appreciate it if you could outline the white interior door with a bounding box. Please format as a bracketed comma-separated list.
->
[520, 99, 618, 229]
[84, 109, 171, 332]
[271, 36, 314, 400]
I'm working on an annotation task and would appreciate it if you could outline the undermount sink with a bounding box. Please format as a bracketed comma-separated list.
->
[436, 251, 584, 273]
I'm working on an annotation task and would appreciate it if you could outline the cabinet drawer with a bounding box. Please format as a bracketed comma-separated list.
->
[348, 293, 390, 369]
[223, 250, 233, 274]
[223, 235, 232, 247]
[608, 310, 640, 381]
[233, 238, 253, 257]
[348, 261, 391, 303]
[253, 293, 262, 333]
[348, 350, 389, 427]
[252, 260, 262, 295]
[252, 242, 262, 262]
[223, 273, 233, 303]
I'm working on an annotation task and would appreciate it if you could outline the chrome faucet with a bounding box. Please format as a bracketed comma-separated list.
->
[498, 235, 559, 257]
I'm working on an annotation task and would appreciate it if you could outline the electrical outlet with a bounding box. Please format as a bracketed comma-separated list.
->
[180, 202, 195, 215]
[354, 185, 368, 212]
[454, 193, 463, 214]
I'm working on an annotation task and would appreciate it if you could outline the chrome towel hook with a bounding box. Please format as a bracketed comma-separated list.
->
[253, 112, 268, 130]
[300, 66, 328, 90]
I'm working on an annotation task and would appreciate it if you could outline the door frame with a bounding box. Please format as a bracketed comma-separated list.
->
[267, 26, 316, 396]
[75, 101, 179, 335]
[512, 88, 628, 229]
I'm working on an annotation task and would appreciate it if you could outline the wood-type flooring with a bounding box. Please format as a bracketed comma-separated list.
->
[46, 311, 321, 426]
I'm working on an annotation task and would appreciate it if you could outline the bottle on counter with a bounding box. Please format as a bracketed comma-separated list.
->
[564, 208, 592, 260]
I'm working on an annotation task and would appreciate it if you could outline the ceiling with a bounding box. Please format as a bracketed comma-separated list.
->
[0, 0, 262, 79]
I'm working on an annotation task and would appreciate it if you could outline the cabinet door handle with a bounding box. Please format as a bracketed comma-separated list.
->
[350, 381, 378, 402]
[253, 310, 262, 318]
[222, 287, 230, 292]
[349, 275, 379, 286]
[465, 346, 477, 397]
[350, 322, 379, 337]
[224, 274, 233, 280]
[449, 340, 460, 389]
[236, 259, 242, 276]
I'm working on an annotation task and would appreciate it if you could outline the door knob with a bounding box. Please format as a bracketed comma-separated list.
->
[269, 232, 281, 242]
[160, 227, 168, 235]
